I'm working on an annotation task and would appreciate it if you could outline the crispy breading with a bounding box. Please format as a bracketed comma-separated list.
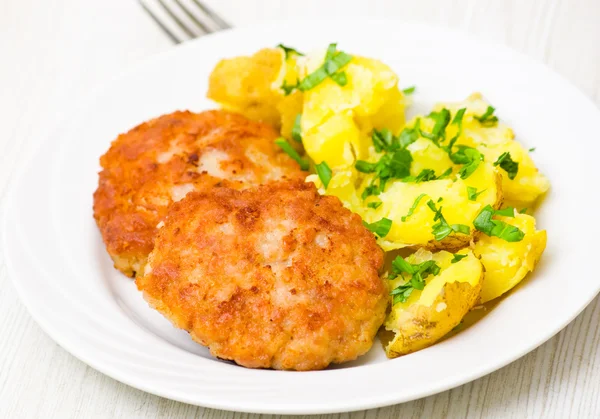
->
[93, 110, 306, 277]
[136, 181, 388, 370]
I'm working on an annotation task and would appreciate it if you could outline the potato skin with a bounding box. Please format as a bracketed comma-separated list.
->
[384, 251, 483, 357]
[136, 181, 388, 371]
[93, 110, 306, 277]
[385, 275, 482, 357]
[421, 168, 504, 252]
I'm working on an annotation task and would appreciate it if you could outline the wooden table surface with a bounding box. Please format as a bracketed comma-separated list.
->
[1, 0, 599, 417]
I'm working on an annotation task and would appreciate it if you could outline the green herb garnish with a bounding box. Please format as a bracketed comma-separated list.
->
[494, 151, 519, 180]
[277, 44, 304, 59]
[291, 114, 302, 142]
[275, 137, 309, 170]
[389, 256, 441, 304]
[363, 218, 393, 238]
[427, 200, 471, 241]
[451, 253, 468, 263]
[367, 201, 382, 209]
[528, 147, 536, 152]
[420, 109, 451, 146]
[473, 205, 525, 242]
[329, 71, 348, 86]
[398, 121, 421, 149]
[453, 146, 484, 179]
[279, 43, 352, 95]
[315, 161, 332, 189]
[467, 186, 486, 201]
[475, 106, 499, 126]
[402, 167, 452, 183]
[281, 79, 298, 96]
[297, 44, 352, 91]
[401, 193, 427, 221]
[519, 208, 528, 214]
[402, 86, 416, 95]
[494, 207, 515, 217]
[356, 149, 413, 199]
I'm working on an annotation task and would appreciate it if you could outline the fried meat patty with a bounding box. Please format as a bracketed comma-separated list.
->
[136, 181, 388, 370]
[93, 110, 305, 277]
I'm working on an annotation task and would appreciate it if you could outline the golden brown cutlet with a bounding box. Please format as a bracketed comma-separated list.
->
[136, 181, 388, 371]
[93, 110, 306, 277]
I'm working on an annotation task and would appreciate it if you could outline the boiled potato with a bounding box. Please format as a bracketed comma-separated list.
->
[365, 163, 502, 251]
[473, 211, 547, 303]
[207, 47, 300, 128]
[434, 93, 550, 208]
[384, 249, 483, 357]
[300, 52, 406, 168]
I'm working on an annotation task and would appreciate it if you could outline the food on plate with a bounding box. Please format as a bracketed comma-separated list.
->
[310, 161, 503, 252]
[208, 44, 407, 169]
[92, 42, 551, 369]
[473, 210, 547, 303]
[433, 93, 550, 208]
[93, 110, 306, 277]
[203, 43, 549, 360]
[136, 181, 388, 370]
[383, 249, 483, 357]
[207, 48, 294, 128]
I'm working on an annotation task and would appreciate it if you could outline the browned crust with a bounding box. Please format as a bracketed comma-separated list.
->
[93, 110, 306, 277]
[136, 181, 388, 370]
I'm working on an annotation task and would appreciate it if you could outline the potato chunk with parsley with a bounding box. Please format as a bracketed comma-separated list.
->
[433, 93, 550, 208]
[207, 47, 301, 129]
[384, 249, 483, 357]
[299, 51, 406, 168]
[364, 163, 502, 251]
[473, 211, 547, 303]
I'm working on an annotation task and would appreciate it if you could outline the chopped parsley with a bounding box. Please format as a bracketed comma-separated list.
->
[426, 199, 471, 241]
[276, 44, 304, 59]
[467, 186, 486, 201]
[363, 218, 393, 238]
[398, 121, 421, 149]
[475, 106, 499, 126]
[402, 169, 436, 183]
[402, 167, 452, 183]
[451, 146, 484, 179]
[401, 193, 427, 221]
[291, 114, 302, 142]
[441, 107, 467, 157]
[451, 253, 468, 263]
[402, 85, 416, 95]
[473, 205, 525, 242]
[367, 201, 382, 209]
[282, 43, 352, 95]
[529, 147, 536, 152]
[280, 43, 351, 94]
[494, 207, 516, 217]
[275, 137, 309, 170]
[494, 152, 519, 180]
[329, 71, 348, 86]
[356, 148, 413, 199]
[315, 161, 332, 189]
[281, 79, 298, 96]
[519, 208, 528, 214]
[420, 109, 451, 146]
[389, 256, 441, 304]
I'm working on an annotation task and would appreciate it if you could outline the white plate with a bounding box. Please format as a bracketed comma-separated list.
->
[3, 19, 600, 414]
